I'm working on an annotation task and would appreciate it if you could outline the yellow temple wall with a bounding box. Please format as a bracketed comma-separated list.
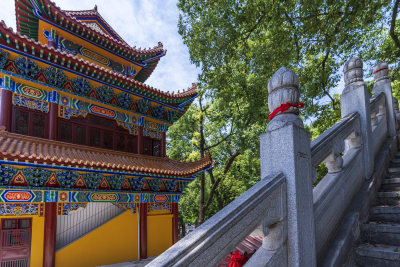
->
[0, 214, 45, 267]
[55, 211, 139, 267]
[37, 19, 143, 75]
[147, 214, 173, 257]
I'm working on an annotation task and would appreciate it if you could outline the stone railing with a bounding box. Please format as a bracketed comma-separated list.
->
[148, 59, 398, 267]
[148, 173, 287, 266]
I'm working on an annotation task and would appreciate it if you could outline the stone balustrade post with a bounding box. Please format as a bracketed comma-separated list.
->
[259, 67, 316, 267]
[373, 62, 396, 137]
[340, 58, 373, 179]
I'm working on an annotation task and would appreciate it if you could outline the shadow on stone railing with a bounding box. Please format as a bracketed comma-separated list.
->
[147, 173, 286, 266]
[149, 59, 399, 267]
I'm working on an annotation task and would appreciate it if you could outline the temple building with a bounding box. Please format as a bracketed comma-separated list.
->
[0, 1, 212, 266]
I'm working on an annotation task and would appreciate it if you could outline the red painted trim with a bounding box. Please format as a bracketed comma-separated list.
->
[43, 202, 57, 267]
[139, 203, 147, 259]
[137, 126, 143, 154]
[172, 203, 179, 244]
[0, 89, 12, 130]
[49, 103, 57, 140]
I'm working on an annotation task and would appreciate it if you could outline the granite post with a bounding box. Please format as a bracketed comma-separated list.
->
[260, 67, 316, 267]
[373, 62, 396, 137]
[340, 58, 373, 179]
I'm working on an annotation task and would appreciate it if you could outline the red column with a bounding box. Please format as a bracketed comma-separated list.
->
[172, 203, 179, 244]
[43, 202, 57, 267]
[48, 102, 58, 140]
[137, 126, 143, 154]
[0, 89, 12, 130]
[139, 203, 147, 259]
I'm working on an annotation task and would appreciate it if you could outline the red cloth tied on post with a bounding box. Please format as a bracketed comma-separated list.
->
[228, 250, 248, 267]
[268, 102, 305, 121]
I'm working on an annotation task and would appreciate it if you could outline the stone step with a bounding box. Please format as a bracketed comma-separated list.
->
[387, 171, 400, 178]
[370, 206, 400, 223]
[361, 223, 400, 246]
[355, 243, 400, 267]
[380, 178, 400, 191]
[376, 192, 400, 205]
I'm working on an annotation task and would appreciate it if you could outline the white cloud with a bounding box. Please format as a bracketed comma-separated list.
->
[0, 0, 199, 92]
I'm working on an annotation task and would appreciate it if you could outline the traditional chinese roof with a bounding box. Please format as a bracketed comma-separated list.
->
[0, 20, 197, 110]
[63, 5, 128, 46]
[15, 0, 166, 82]
[0, 129, 213, 177]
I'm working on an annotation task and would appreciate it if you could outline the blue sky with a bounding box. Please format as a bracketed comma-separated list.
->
[0, 0, 199, 93]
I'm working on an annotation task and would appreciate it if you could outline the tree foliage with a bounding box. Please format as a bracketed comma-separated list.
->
[169, 0, 394, 227]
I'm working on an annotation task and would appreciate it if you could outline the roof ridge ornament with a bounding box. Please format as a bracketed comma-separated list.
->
[344, 57, 363, 86]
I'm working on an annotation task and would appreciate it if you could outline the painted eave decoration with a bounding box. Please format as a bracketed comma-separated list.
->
[0, 128, 213, 178]
[0, 20, 197, 123]
[15, 0, 166, 82]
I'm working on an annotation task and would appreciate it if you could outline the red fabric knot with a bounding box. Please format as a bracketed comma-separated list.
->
[228, 250, 247, 267]
[373, 67, 388, 74]
[268, 102, 305, 121]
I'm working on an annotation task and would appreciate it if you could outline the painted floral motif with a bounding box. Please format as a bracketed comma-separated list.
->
[143, 128, 162, 140]
[118, 203, 137, 213]
[71, 77, 92, 96]
[163, 180, 177, 192]
[0, 165, 17, 185]
[136, 99, 150, 114]
[62, 203, 87, 215]
[116, 93, 133, 109]
[13, 94, 49, 112]
[128, 177, 144, 191]
[0, 49, 9, 69]
[166, 110, 177, 123]
[151, 105, 165, 119]
[82, 173, 103, 189]
[107, 175, 125, 190]
[24, 168, 51, 187]
[146, 179, 160, 191]
[15, 56, 41, 79]
[95, 84, 114, 103]
[0, 203, 39, 215]
[150, 203, 170, 212]
[43, 67, 67, 88]
[57, 171, 79, 188]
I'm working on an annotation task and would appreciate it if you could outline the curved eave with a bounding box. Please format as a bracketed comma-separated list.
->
[0, 20, 197, 108]
[15, 0, 166, 64]
[0, 129, 213, 177]
[63, 7, 128, 46]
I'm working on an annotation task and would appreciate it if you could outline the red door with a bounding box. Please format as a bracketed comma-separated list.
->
[0, 218, 32, 267]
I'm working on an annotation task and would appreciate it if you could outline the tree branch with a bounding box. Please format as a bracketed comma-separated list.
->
[390, 0, 400, 54]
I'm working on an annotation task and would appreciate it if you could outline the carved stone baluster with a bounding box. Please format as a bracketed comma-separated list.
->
[345, 131, 361, 152]
[325, 140, 344, 173]
[370, 111, 378, 128]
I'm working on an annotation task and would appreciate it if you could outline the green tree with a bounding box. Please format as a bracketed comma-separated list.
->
[170, 0, 392, 226]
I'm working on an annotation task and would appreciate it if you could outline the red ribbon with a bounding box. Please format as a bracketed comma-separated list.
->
[268, 102, 305, 121]
[373, 67, 388, 74]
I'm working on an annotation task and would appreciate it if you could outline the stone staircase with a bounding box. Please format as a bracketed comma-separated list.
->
[355, 153, 400, 266]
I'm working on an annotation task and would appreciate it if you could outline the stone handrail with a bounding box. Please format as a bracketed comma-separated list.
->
[311, 112, 360, 177]
[370, 92, 388, 158]
[147, 173, 287, 267]
[149, 59, 398, 267]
